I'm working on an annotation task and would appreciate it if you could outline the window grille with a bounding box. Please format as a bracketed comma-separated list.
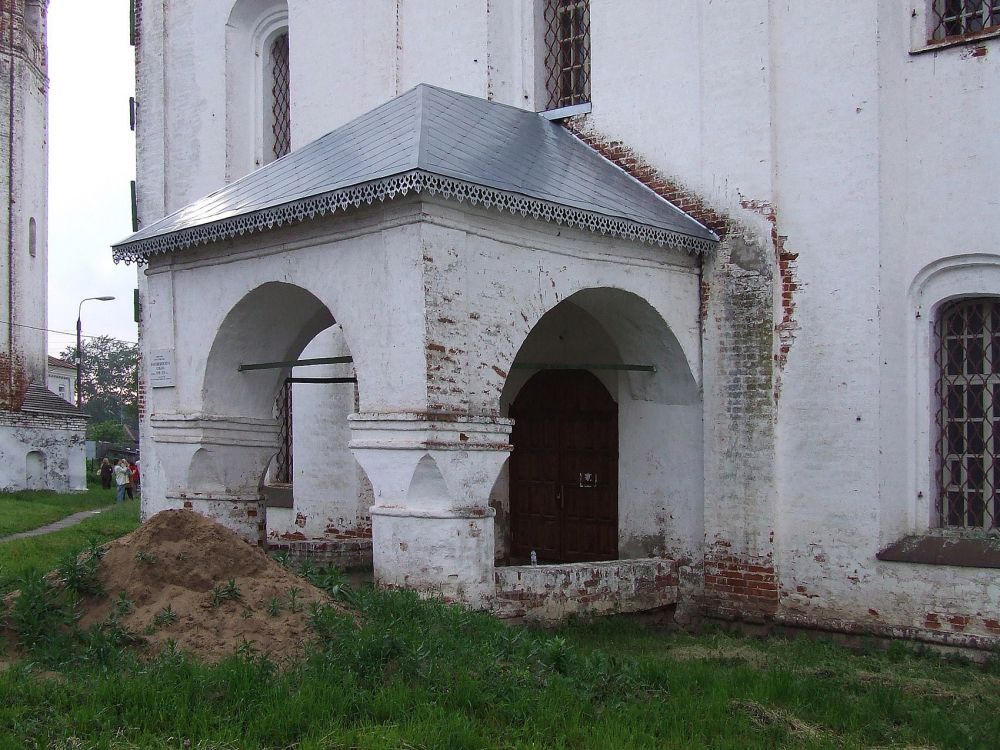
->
[270, 33, 291, 160]
[930, 0, 1000, 41]
[543, 0, 590, 110]
[274, 381, 292, 483]
[935, 298, 1000, 530]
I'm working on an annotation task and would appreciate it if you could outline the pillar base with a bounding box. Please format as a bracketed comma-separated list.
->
[169, 493, 266, 545]
[371, 505, 496, 609]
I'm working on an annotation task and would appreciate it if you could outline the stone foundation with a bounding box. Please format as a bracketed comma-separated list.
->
[494, 558, 678, 622]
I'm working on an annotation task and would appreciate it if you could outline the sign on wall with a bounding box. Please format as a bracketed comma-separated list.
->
[149, 348, 176, 388]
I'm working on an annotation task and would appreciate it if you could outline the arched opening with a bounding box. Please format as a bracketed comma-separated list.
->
[495, 287, 703, 565]
[199, 282, 369, 544]
[26, 450, 45, 490]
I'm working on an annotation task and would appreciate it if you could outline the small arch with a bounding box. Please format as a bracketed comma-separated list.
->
[25, 450, 45, 490]
[406, 454, 451, 508]
[28, 217, 36, 257]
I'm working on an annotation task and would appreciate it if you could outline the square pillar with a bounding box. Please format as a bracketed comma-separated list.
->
[350, 412, 512, 609]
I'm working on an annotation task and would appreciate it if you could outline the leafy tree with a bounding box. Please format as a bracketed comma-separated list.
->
[86, 420, 128, 443]
[60, 336, 138, 424]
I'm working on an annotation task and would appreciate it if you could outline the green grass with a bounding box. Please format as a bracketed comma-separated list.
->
[0, 500, 139, 593]
[1, 520, 998, 749]
[0, 486, 119, 538]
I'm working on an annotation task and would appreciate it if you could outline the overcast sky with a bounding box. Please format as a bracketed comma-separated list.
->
[47, 0, 138, 357]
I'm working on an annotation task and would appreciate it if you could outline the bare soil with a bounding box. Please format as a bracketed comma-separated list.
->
[76, 509, 347, 663]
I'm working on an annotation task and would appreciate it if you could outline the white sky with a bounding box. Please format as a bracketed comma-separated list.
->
[47, 0, 138, 357]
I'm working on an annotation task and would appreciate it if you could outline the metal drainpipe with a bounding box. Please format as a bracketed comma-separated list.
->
[6, 2, 16, 404]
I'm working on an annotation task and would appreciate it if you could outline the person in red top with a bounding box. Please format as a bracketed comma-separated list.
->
[127, 461, 140, 500]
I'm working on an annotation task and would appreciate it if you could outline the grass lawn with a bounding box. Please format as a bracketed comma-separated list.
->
[0, 500, 139, 593]
[0, 485, 120, 538]
[1, 515, 998, 748]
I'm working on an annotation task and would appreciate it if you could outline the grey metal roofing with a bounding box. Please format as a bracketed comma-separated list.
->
[21, 382, 87, 418]
[113, 85, 718, 262]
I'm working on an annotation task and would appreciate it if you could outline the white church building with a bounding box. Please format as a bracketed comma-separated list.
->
[118, 1, 1000, 646]
[0, 0, 86, 492]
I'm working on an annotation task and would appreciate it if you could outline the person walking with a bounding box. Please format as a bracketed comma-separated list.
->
[113, 459, 130, 504]
[99, 457, 113, 490]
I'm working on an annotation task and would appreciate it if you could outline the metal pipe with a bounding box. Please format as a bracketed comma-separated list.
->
[285, 377, 357, 384]
[238, 355, 354, 372]
[511, 362, 656, 373]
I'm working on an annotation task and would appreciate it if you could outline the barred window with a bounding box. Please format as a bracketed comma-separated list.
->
[930, 0, 1000, 41]
[274, 381, 292, 484]
[543, 0, 590, 110]
[268, 32, 291, 161]
[935, 298, 1000, 530]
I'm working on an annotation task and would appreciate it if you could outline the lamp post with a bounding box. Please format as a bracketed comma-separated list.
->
[76, 296, 115, 408]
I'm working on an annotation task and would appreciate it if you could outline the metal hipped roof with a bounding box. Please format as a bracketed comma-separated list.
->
[113, 85, 718, 263]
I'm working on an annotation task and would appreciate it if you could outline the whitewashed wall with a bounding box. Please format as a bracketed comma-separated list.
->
[133, 1, 1000, 640]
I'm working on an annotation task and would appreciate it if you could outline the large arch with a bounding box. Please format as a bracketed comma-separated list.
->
[494, 287, 704, 565]
[188, 281, 373, 544]
[202, 281, 336, 420]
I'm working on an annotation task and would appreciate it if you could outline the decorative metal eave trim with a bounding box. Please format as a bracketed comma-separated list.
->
[112, 169, 718, 265]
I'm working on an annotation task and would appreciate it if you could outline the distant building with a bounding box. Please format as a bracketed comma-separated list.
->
[46, 355, 75, 404]
[0, 0, 85, 491]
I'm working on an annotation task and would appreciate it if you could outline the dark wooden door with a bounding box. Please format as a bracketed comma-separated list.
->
[509, 370, 618, 563]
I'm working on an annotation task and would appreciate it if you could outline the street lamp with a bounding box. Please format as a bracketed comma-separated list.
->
[76, 296, 115, 408]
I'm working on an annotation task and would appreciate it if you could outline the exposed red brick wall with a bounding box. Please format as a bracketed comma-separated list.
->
[704, 548, 779, 621]
[0, 351, 29, 411]
[562, 121, 730, 240]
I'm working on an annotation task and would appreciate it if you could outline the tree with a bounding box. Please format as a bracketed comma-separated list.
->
[61, 336, 139, 425]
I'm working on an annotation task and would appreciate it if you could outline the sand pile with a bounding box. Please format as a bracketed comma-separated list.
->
[72, 509, 346, 663]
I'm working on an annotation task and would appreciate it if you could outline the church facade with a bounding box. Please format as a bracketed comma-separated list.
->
[123, 1, 1000, 646]
[0, 0, 86, 492]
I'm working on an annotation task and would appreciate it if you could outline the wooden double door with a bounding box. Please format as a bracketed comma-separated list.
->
[509, 370, 619, 563]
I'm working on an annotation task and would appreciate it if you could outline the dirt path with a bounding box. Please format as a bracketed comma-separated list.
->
[0, 506, 117, 544]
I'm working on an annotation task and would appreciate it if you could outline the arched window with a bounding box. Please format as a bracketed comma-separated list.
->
[225, 1, 289, 177]
[542, 0, 591, 111]
[265, 30, 291, 162]
[935, 297, 1000, 529]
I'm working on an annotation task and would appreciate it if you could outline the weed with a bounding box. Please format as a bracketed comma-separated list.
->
[297, 559, 317, 580]
[114, 591, 134, 617]
[241, 606, 253, 620]
[153, 604, 178, 629]
[307, 601, 351, 642]
[266, 597, 282, 617]
[271, 550, 291, 569]
[288, 587, 303, 613]
[134, 550, 156, 565]
[57, 548, 102, 597]
[302, 564, 356, 605]
[8, 572, 75, 649]
[210, 579, 242, 607]
[235, 639, 259, 660]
